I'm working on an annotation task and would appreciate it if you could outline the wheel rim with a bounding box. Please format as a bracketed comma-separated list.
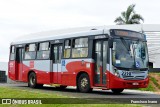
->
[80, 78, 88, 89]
[30, 75, 35, 85]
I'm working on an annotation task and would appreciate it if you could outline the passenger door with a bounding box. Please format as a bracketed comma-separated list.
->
[93, 40, 108, 86]
[52, 44, 63, 84]
[16, 48, 24, 80]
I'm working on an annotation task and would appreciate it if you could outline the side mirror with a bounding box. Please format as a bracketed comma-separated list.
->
[108, 38, 113, 48]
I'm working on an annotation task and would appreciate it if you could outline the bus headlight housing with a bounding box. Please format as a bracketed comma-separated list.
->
[114, 69, 120, 78]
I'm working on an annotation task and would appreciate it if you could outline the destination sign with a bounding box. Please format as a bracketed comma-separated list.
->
[18, 45, 23, 47]
[52, 39, 63, 43]
[113, 30, 145, 39]
[95, 35, 106, 39]
[54, 40, 60, 43]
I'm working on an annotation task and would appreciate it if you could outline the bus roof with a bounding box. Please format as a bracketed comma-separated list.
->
[11, 26, 144, 45]
[11, 26, 107, 45]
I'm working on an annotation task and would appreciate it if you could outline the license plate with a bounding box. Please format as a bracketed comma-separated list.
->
[132, 82, 139, 85]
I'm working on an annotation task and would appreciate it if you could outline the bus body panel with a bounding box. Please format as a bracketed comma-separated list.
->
[17, 63, 23, 81]
[22, 60, 51, 84]
[9, 61, 24, 81]
[8, 61, 17, 80]
[108, 71, 149, 89]
[61, 59, 94, 86]
[9, 59, 95, 87]
[9, 60, 149, 89]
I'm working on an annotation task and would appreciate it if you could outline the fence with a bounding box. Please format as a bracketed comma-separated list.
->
[149, 68, 160, 73]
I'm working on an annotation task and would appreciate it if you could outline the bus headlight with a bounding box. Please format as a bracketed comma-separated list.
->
[114, 69, 120, 77]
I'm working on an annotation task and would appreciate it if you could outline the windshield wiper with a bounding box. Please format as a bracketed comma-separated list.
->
[120, 38, 130, 52]
[120, 38, 137, 68]
[131, 42, 136, 68]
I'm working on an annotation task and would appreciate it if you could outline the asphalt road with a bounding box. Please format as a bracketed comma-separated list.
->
[0, 83, 160, 99]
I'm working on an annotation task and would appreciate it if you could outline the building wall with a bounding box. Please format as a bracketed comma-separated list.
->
[145, 31, 160, 68]
[153, 54, 160, 68]
[0, 62, 8, 75]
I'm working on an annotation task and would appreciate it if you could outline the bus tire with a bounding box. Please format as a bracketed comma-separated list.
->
[28, 72, 41, 88]
[111, 89, 124, 94]
[77, 73, 91, 93]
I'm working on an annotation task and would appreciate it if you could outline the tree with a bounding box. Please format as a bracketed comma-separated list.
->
[114, 4, 144, 25]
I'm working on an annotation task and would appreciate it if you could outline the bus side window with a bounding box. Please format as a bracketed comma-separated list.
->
[10, 45, 15, 60]
[63, 40, 71, 58]
[72, 38, 88, 58]
[37, 42, 50, 59]
[59, 46, 62, 63]
[24, 44, 36, 60]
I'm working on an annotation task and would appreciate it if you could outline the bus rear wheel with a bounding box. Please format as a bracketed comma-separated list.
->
[77, 73, 92, 93]
[111, 89, 124, 94]
[28, 72, 43, 88]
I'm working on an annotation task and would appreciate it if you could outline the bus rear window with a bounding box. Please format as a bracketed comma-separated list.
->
[10, 46, 15, 60]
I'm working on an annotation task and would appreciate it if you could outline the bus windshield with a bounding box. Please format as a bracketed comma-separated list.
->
[112, 38, 148, 69]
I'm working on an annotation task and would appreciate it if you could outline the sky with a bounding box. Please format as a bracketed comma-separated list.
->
[0, 0, 160, 62]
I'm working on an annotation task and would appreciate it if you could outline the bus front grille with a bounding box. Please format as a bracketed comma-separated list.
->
[122, 76, 145, 80]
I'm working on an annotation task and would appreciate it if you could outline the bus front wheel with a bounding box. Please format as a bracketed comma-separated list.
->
[111, 89, 124, 94]
[77, 73, 92, 93]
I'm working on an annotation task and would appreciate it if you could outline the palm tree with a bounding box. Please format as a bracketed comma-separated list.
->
[114, 4, 144, 25]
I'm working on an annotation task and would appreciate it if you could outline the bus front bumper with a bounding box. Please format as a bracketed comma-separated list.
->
[108, 72, 149, 89]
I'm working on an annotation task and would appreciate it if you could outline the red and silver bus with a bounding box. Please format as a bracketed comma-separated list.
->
[8, 28, 149, 93]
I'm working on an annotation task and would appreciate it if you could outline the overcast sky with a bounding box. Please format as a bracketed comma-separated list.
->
[0, 0, 160, 62]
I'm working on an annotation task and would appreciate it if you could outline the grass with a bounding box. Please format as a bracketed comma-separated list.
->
[150, 76, 160, 89]
[0, 104, 142, 107]
[0, 87, 65, 98]
[158, 73, 160, 77]
[136, 73, 160, 92]
[138, 82, 155, 91]
[0, 87, 142, 107]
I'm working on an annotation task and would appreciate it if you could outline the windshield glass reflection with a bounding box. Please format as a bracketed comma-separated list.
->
[112, 38, 148, 69]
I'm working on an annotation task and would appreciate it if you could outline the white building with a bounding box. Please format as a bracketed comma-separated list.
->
[0, 62, 8, 73]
